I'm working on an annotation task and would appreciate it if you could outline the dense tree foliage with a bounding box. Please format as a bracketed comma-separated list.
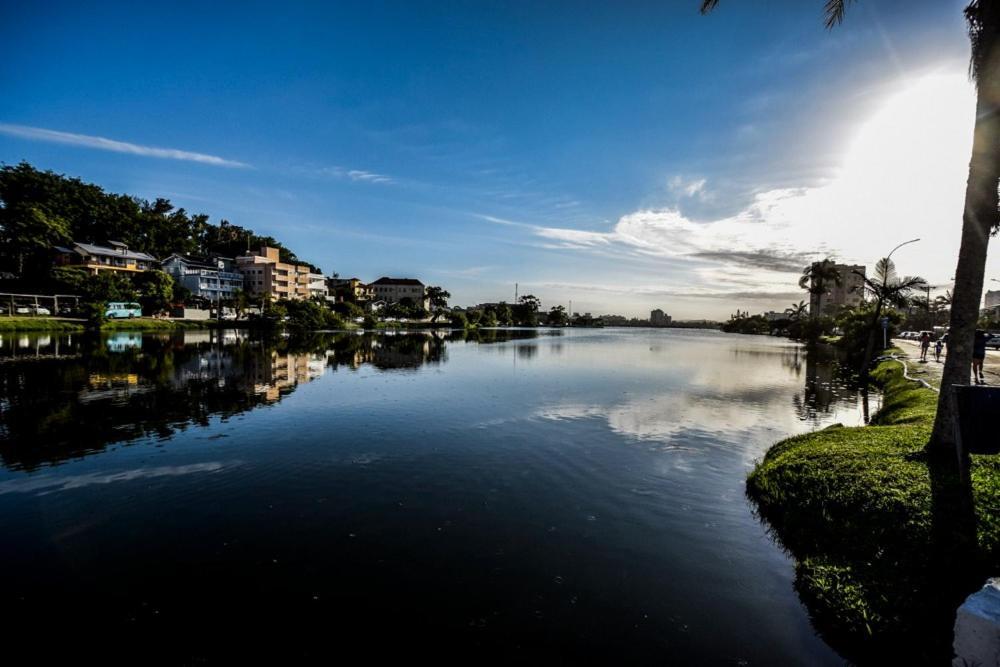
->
[0, 162, 319, 278]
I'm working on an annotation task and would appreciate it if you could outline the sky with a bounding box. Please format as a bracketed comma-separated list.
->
[1, 0, 996, 319]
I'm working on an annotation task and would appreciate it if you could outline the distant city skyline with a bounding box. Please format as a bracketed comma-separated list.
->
[2, 0, 995, 318]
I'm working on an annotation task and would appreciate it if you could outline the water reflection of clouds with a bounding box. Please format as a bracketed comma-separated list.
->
[0, 461, 236, 496]
[536, 345, 861, 469]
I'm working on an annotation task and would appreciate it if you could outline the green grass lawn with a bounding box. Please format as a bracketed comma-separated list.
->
[747, 358, 1000, 663]
[0, 316, 215, 332]
[0, 317, 84, 332]
[101, 318, 210, 331]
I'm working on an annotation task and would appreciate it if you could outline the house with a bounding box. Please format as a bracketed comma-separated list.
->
[327, 277, 375, 304]
[161, 254, 244, 302]
[54, 241, 158, 275]
[236, 246, 321, 301]
[307, 272, 328, 300]
[370, 277, 428, 310]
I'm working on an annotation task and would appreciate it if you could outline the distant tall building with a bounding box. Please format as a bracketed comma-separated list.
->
[986, 290, 1000, 309]
[809, 263, 865, 316]
[650, 309, 671, 326]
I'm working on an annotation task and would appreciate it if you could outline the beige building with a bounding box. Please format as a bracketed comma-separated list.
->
[236, 246, 323, 301]
[809, 263, 866, 315]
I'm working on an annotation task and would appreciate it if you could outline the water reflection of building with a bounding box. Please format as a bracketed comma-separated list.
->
[0, 329, 527, 470]
[79, 372, 149, 404]
[249, 351, 326, 401]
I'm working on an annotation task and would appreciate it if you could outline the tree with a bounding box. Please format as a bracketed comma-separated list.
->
[134, 270, 175, 316]
[547, 305, 568, 326]
[490, 302, 513, 326]
[798, 259, 843, 318]
[0, 204, 71, 277]
[426, 286, 451, 322]
[76, 271, 137, 326]
[785, 300, 808, 321]
[514, 294, 541, 326]
[854, 258, 926, 374]
[700, 1, 1000, 454]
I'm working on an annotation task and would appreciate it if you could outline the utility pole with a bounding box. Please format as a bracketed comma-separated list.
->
[515, 283, 518, 303]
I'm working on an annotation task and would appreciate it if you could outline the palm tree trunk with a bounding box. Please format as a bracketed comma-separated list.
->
[928, 17, 1000, 453]
[860, 298, 884, 380]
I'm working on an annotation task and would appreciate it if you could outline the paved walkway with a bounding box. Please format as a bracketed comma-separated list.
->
[894, 339, 1000, 388]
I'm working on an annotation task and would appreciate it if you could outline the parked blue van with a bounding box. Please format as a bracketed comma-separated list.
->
[105, 302, 142, 319]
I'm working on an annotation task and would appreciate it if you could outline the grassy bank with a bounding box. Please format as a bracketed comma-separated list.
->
[0, 317, 85, 332]
[747, 356, 1000, 663]
[0, 317, 216, 333]
[101, 318, 211, 331]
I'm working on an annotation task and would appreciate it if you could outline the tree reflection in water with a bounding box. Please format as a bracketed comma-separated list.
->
[0, 328, 545, 471]
[791, 345, 866, 425]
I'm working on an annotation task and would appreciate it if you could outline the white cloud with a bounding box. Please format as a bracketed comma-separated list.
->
[668, 175, 707, 198]
[320, 166, 394, 184]
[511, 73, 984, 302]
[0, 123, 249, 167]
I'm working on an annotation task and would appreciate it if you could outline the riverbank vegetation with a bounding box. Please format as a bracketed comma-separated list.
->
[0, 317, 84, 332]
[747, 357, 1000, 663]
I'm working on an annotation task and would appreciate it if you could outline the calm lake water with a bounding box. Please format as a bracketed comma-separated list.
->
[0, 328, 866, 662]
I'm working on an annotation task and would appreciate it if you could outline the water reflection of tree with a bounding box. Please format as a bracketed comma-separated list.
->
[0, 331, 457, 470]
[791, 346, 860, 423]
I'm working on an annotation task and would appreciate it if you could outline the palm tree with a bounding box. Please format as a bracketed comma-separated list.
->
[700, 1, 1000, 454]
[785, 300, 808, 321]
[853, 258, 926, 375]
[798, 259, 842, 317]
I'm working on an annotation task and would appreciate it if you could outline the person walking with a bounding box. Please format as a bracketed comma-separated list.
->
[934, 337, 944, 363]
[919, 331, 931, 362]
[972, 329, 988, 384]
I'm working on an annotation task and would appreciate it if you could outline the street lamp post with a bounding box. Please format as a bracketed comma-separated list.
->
[862, 238, 920, 378]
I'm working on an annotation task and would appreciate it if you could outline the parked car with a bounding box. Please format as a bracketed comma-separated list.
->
[14, 305, 51, 315]
[987, 334, 1000, 351]
[105, 302, 142, 319]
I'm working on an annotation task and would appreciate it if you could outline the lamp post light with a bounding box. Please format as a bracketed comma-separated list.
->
[863, 238, 921, 376]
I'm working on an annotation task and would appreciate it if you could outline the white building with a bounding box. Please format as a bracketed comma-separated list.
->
[161, 254, 244, 302]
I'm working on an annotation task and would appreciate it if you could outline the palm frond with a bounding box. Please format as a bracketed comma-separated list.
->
[824, 0, 855, 29]
[702, 0, 854, 30]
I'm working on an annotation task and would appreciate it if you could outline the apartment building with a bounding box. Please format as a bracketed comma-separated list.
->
[161, 254, 244, 302]
[650, 309, 672, 326]
[54, 241, 158, 275]
[236, 246, 322, 301]
[809, 263, 866, 315]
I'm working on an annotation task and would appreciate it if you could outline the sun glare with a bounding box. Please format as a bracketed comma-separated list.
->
[773, 72, 979, 282]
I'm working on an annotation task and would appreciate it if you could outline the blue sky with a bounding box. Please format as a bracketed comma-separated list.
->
[2, 0, 992, 318]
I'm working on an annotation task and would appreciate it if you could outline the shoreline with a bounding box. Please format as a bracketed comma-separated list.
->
[746, 351, 1000, 663]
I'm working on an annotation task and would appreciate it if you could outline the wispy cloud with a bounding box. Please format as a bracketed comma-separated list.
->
[319, 166, 394, 184]
[0, 123, 249, 168]
[535, 281, 803, 302]
[668, 175, 708, 199]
